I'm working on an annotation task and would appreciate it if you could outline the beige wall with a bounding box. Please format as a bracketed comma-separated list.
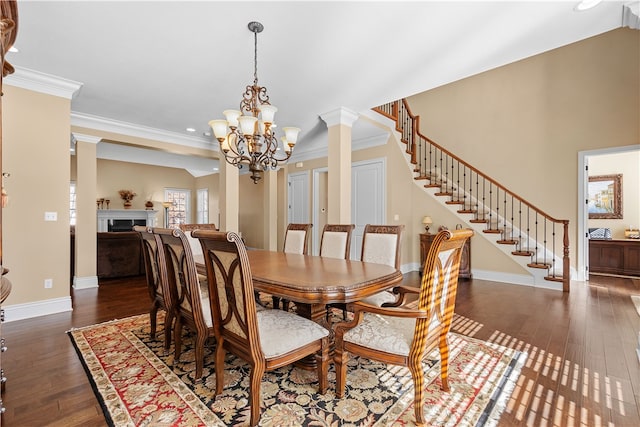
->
[406, 28, 640, 271]
[97, 158, 201, 226]
[3, 86, 72, 306]
[588, 150, 640, 239]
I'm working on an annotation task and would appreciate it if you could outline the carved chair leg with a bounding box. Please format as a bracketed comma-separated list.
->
[150, 304, 158, 338]
[249, 364, 266, 427]
[215, 338, 226, 395]
[174, 318, 183, 360]
[439, 333, 451, 392]
[272, 296, 280, 310]
[163, 310, 174, 351]
[409, 356, 426, 425]
[194, 333, 207, 380]
[282, 299, 291, 312]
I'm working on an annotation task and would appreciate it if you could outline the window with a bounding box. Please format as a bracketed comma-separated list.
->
[196, 188, 208, 224]
[70, 181, 77, 225]
[164, 188, 191, 228]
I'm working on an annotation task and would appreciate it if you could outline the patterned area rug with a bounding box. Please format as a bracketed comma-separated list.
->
[68, 313, 524, 426]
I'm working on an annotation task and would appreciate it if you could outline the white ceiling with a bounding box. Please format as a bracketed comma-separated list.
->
[5, 1, 635, 175]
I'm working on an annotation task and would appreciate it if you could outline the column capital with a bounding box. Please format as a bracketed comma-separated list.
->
[72, 133, 102, 144]
[320, 107, 359, 128]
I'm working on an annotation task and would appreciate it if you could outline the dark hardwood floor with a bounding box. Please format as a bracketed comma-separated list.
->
[1, 273, 639, 426]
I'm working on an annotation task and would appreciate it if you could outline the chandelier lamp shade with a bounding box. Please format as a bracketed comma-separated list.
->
[209, 21, 300, 184]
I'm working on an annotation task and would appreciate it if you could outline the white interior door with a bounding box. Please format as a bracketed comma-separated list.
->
[288, 171, 310, 224]
[351, 158, 386, 260]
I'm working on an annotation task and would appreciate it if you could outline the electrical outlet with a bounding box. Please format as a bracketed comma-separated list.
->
[44, 212, 57, 221]
[44, 279, 53, 289]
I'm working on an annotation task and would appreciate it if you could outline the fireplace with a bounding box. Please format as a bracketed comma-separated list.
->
[97, 209, 158, 232]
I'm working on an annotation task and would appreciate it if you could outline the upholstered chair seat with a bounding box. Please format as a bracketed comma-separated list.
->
[257, 309, 329, 358]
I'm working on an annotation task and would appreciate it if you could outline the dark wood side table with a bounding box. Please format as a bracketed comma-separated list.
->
[420, 233, 471, 278]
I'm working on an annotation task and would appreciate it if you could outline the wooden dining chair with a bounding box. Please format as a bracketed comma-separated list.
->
[319, 223, 355, 259]
[273, 223, 313, 310]
[333, 228, 473, 425]
[154, 227, 215, 380]
[358, 224, 405, 306]
[320, 224, 355, 319]
[193, 230, 329, 427]
[134, 226, 176, 350]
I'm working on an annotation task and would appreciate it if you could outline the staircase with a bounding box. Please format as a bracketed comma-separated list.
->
[373, 99, 570, 292]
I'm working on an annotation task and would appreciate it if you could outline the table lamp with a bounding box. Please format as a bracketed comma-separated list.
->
[422, 216, 433, 233]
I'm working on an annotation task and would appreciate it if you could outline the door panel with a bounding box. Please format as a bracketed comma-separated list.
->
[288, 171, 310, 227]
[351, 159, 385, 260]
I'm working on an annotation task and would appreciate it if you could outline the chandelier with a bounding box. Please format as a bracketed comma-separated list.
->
[209, 21, 300, 184]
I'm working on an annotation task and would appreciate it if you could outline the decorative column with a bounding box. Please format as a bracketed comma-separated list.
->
[219, 158, 239, 232]
[263, 169, 278, 250]
[73, 133, 101, 289]
[320, 107, 359, 224]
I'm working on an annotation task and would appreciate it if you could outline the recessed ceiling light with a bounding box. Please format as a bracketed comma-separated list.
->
[213, 167, 219, 171]
[186, 127, 196, 133]
[575, 0, 602, 11]
[203, 131, 211, 137]
[9, 46, 18, 53]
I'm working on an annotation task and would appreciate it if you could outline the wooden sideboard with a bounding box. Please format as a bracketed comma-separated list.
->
[589, 239, 640, 277]
[420, 233, 471, 279]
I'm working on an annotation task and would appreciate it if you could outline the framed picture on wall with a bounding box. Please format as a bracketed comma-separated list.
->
[588, 174, 623, 219]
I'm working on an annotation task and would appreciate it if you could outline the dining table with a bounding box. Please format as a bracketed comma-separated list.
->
[195, 249, 402, 323]
[193, 249, 403, 368]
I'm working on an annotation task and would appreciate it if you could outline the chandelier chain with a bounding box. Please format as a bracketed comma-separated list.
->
[253, 29, 258, 86]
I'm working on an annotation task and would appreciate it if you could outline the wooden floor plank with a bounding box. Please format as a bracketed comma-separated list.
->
[1, 273, 639, 426]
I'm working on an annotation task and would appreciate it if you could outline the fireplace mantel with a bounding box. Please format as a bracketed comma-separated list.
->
[97, 209, 158, 232]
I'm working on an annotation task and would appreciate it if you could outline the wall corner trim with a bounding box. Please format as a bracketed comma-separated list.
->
[73, 276, 99, 290]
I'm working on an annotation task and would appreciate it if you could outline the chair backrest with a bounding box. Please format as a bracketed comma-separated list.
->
[134, 225, 167, 306]
[415, 229, 473, 347]
[283, 223, 313, 255]
[360, 224, 404, 269]
[154, 227, 211, 329]
[193, 230, 262, 358]
[320, 224, 355, 259]
[178, 223, 218, 256]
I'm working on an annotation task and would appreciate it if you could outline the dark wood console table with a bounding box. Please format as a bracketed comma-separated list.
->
[420, 232, 471, 278]
[589, 239, 640, 276]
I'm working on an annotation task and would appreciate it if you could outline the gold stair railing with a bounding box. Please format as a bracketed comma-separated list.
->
[374, 99, 570, 292]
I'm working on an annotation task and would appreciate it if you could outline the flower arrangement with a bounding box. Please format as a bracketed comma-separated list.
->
[118, 190, 136, 202]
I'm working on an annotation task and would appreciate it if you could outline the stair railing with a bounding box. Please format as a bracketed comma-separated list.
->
[374, 99, 570, 292]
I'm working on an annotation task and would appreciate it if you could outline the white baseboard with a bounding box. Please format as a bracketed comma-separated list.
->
[73, 275, 99, 289]
[401, 262, 420, 275]
[3, 296, 73, 322]
[471, 269, 535, 287]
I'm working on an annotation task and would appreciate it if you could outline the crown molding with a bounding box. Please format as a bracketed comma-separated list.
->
[291, 127, 389, 163]
[4, 66, 83, 99]
[71, 111, 215, 150]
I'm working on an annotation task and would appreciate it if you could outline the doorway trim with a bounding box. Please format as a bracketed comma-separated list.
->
[577, 144, 640, 281]
[312, 166, 328, 255]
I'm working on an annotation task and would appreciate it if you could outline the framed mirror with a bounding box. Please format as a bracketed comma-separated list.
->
[588, 174, 623, 219]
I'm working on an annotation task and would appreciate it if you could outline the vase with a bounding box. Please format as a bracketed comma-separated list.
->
[124, 201, 132, 209]
[145, 200, 154, 210]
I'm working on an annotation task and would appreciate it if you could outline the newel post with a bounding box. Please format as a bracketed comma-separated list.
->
[562, 220, 570, 293]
